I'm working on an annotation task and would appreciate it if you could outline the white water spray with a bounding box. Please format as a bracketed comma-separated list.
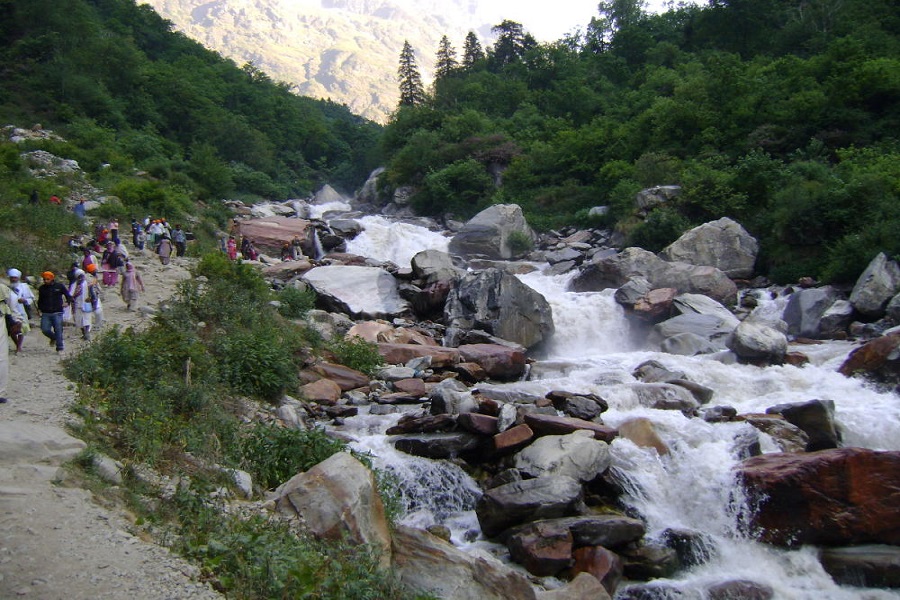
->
[345, 215, 450, 267]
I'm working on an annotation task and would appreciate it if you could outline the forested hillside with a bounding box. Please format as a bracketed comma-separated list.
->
[0, 0, 382, 209]
[384, 0, 900, 283]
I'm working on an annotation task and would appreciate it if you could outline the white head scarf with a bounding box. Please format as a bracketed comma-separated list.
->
[7, 268, 21, 278]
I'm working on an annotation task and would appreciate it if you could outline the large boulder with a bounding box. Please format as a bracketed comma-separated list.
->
[458, 343, 527, 380]
[672, 293, 741, 328]
[476, 475, 584, 538]
[572, 247, 738, 304]
[737, 448, 900, 546]
[448, 204, 534, 260]
[765, 399, 840, 451]
[238, 216, 312, 254]
[275, 452, 391, 565]
[445, 268, 554, 350]
[660, 217, 759, 279]
[514, 430, 612, 482]
[837, 331, 900, 387]
[849, 252, 900, 318]
[727, 319, 788, 364]
[302, 265, 409, 319]
[411, 249, 464, 285]
[377, 343, 460, 368]
[649, 313, 736, 353]
[782, 286, 847, 339]
[392, 526, 537, 600]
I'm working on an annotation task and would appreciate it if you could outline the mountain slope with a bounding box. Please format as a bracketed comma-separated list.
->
[144, 0, 497, 122]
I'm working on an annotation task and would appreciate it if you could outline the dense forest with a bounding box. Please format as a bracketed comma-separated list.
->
[1, 0, 899, 284]
[0, 0, 383, 209]
[385, 0, 900, 283]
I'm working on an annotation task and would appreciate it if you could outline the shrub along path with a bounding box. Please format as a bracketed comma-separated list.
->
[0, 250, 223, 599]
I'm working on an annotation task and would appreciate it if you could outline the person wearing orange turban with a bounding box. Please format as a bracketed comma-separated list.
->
[37, 271, 73, 352]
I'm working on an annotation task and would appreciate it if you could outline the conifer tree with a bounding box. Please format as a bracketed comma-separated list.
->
[397, 40, 426, 106]
[489, 20, 536, 68]
[435, 35, 458, 79]
[462, 31, 485, 68]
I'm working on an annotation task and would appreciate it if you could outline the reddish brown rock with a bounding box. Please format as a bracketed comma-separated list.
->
[458, 344, 526, 380]
[239, 216, 311, 253]
[508, 521, 574, 576]
[632, 287, 677, 322]
[737, 414, 808, 453]
[617, 418, 669, 456]
[453, 362, 489, 384]
[784, 352, 810, 367]
[737, 448, 900, 546]
[300, 378, 342, 405]
[386, 414, 455, 435]
[571, 546, 623, 595]
[524, 414, 618, 443]
[838, 332, 900, 384]
[312, 362, 370, 391]
[457, 412, 499, 435]
[262, 259, 314, 278]
[393, 378, 427, 398]
[378, 343, 460, 368]
[494, 424, 534, 452]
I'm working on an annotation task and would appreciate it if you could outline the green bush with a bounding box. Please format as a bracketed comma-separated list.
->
[627, 206, 692, 252]
[213, 328, 300, 401]
[277, 286, 317, 319]
[505, 230, 533, 257]
[327, 336, 384, 377]
[240, 424, 347, 490]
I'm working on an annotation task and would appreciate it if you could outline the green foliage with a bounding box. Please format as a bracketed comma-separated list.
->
[412, 159, 494, 218]
[213, 328, 300, 400]
[327, 336, 384, 377]
[627, 206, 692, 252]
[277, 285, 317, 319]
[506, 230, 534, 256]
[0, 0, 382, 203]
[168, 484, 417, 600]
[240, 424, 347, 490]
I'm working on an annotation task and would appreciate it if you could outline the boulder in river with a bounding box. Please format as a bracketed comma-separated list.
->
[476, 475, 584, 538]
[275, 452, 391, 566]
[302, 265, 409, 319]
[659, 217, 759, 279]
[737, 448, 900, 546]
[448, 204, 535, 260]
[571, 247, 738, 305]
[391, 525, 537, 600]
[445, 268, 554, 350]
[849, 252, 900, 318]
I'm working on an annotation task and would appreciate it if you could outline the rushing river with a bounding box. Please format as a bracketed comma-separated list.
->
[337, 215, 900, 599]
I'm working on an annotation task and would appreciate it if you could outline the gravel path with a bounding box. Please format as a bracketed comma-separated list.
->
[0, 251, 224, 599]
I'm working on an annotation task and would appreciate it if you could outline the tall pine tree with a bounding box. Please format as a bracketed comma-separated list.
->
[462, 31, 485, 68]
[397, 40, 426, 106]
[435, 34, 458, 79]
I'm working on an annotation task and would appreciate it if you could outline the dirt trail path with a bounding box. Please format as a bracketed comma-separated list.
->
[0, 250, 223, 599]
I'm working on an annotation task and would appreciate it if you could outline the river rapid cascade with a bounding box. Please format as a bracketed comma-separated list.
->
[269, 200, 900, 599]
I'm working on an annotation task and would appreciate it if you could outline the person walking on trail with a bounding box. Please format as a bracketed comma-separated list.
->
[156, 235, 174, 266]
[73, 198, 86, 219]
[80, 264, 102, 340]
[0, 283, 10, 403]
[171, 224, 187, 257]
[7, 268, 35, 322]
[68, 269, 88, 337]
[0, 282, 24, 382]
[37, 272, 73, 353]
[120, 261, 145, 311]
